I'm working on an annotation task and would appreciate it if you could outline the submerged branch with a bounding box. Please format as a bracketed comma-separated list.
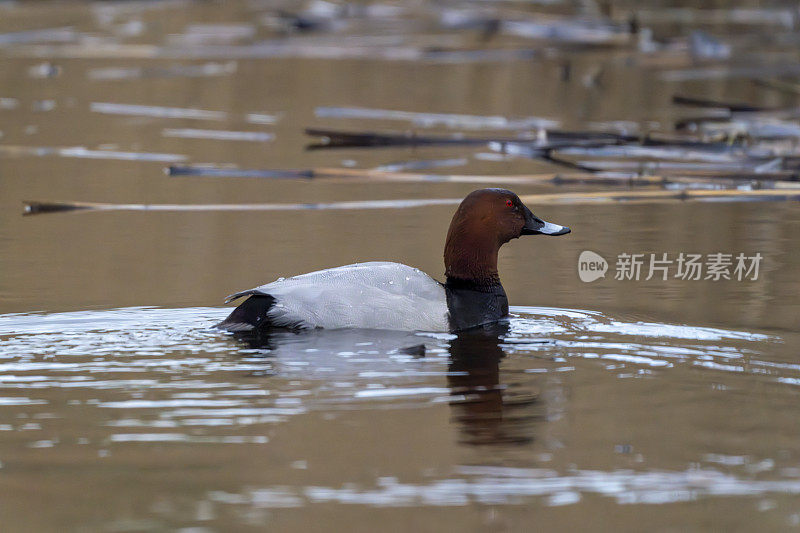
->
[304, 127, 631, 150]
[23, 189, 800, 216]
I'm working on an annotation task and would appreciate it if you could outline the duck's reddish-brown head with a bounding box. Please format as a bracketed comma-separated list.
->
[444, 188, 570, 284]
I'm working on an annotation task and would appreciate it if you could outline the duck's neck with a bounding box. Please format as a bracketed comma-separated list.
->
[444, 229, 502, 290]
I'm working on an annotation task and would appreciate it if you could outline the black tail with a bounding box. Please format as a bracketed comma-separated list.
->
[216, 295, 276, 332]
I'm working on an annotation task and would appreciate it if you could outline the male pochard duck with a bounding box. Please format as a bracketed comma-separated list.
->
[217, 188, 570, 333]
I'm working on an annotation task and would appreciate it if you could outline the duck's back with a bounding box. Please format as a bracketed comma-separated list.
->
[218, 262, 450, 332]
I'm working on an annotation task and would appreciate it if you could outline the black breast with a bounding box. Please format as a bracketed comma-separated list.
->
[444, 278, 509, 332]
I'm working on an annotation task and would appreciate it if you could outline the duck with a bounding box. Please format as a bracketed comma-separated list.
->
[217, 188, 570, 333]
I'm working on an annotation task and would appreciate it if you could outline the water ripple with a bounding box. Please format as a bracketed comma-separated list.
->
[0, 306, 792, 448]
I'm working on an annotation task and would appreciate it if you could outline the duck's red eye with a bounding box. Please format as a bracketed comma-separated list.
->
[506, 200, 514, 208]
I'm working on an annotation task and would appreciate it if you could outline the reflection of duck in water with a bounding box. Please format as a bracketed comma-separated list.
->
[227, 321, 542, 447]
[228, 322, 541, 447]
[447, 324, 541, 447]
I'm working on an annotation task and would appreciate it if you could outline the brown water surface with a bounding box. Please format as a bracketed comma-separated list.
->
[1, 1, 799, 531]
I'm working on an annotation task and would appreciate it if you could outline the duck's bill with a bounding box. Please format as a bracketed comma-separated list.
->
[534, 220, 571, 236]
[521, 210, 571, 236]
